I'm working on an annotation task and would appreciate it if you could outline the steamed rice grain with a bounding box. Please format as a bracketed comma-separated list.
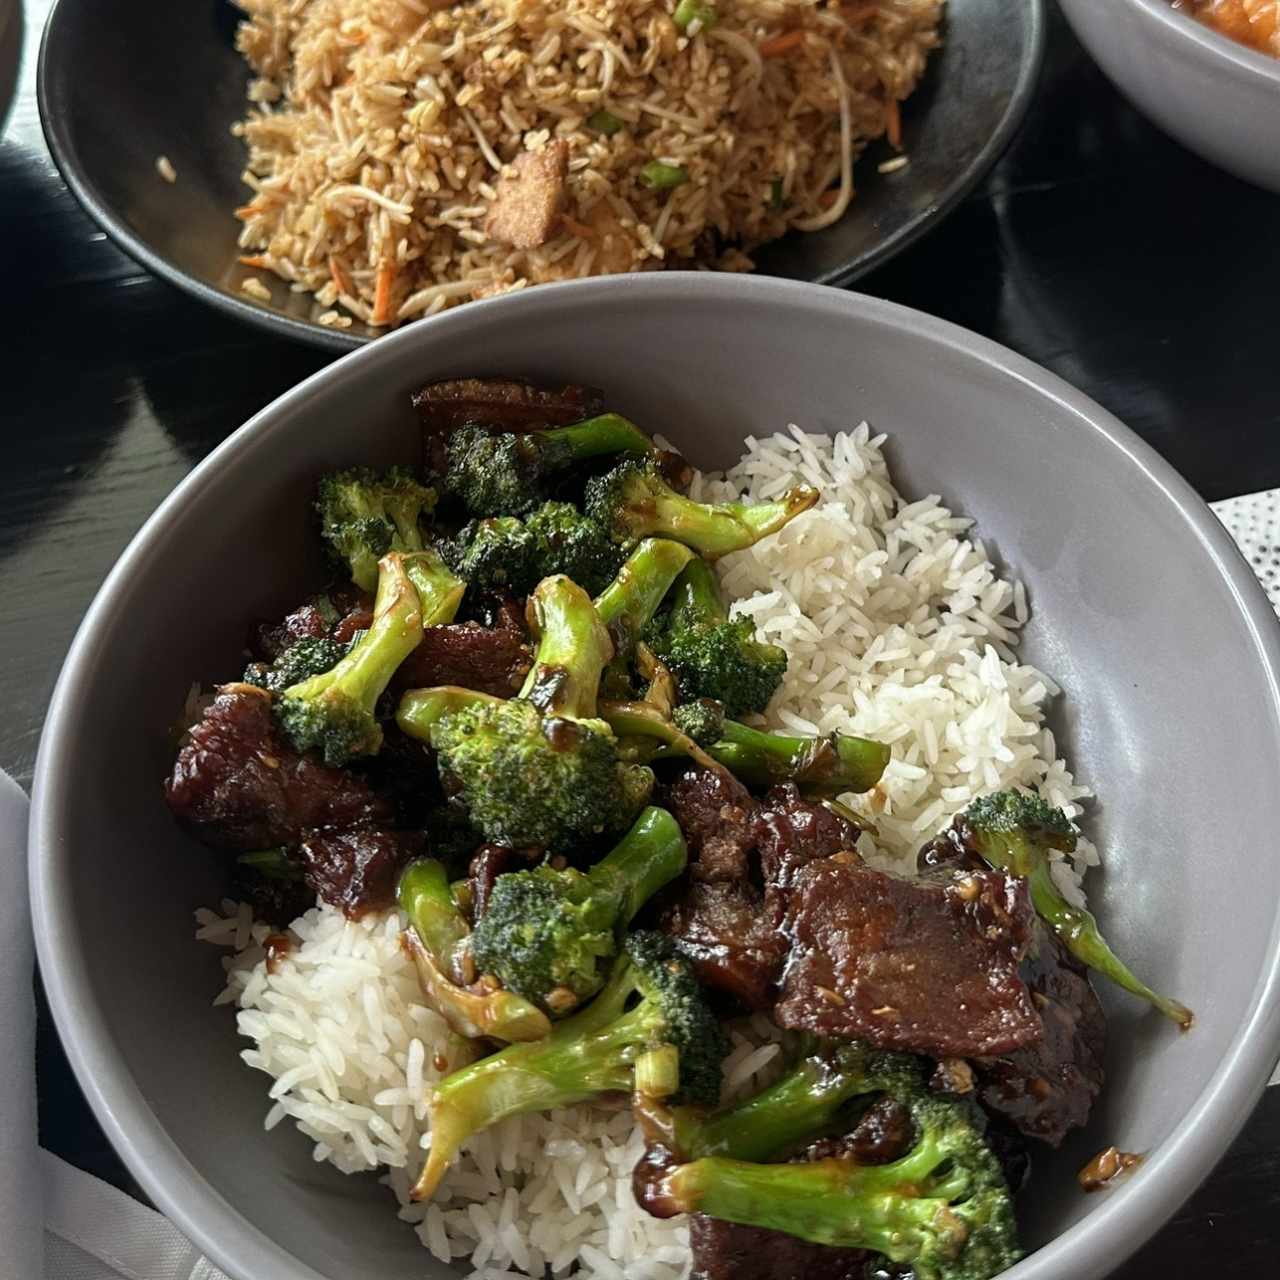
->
[201, 421, 1092, 1278]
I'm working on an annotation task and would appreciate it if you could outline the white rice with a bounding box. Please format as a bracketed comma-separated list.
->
[199, 421, 1094, 1278]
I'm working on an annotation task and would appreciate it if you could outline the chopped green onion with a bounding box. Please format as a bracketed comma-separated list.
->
[769, 178, 784, 210]
[673, 0, 718, 32]
[587, 109, 624, 136]
[237, 849, 303, 882]
[640, 161, 689, 191]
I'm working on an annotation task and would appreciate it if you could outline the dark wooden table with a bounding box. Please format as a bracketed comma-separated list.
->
[4, 0, 1278, 1273]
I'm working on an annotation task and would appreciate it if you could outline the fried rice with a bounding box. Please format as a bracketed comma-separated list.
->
[231, 0, 943, 328]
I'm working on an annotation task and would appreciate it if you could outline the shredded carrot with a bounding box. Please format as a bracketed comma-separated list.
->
[372, 261, 396, 327]
[337, 28, 367, 45]
[233, 202, 262, 221]
[759, 29, 806, 57]
[819, 189, 840, 209]
[238, 254, 270, 269]
[328, 255, 352, 297]
[885, 99, 902, 150]
[559, 214, 595, 239]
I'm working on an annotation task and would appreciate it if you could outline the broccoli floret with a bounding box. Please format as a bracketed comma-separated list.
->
[600, 702, 889, 797]
[410, 930, 729, 1200]
[275, 553, 424, 765]
[398, 858, 552, 1043]
[316, 465, 438, 592]
[954, 790, 1193, 1027]
[641, 1049, 1021, 1280]
[244, 636, 350, 694]
[651, 558, 787, 716]
[440, 502, 626, 597]
[526, 501, 625, 596]
[396, 575, 653, 849]
[671, 698, 726, 747]
[469, 806, 688, 1015]
[444, 414, 655, 516]
[584, 458, 818, 559]
[440, 516, 542, 594]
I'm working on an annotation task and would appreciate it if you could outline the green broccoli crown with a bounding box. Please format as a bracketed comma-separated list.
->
[244, 636, 350, 694]
[430, 698, 649, 850]
[650, 1079, 1020, 1280]
[316, 465, 435, 591]
[583, 457, 661, 545]
[441, 515, 542, 594]
[671, 698, 727, 747]
[444, 424, 548, 517]
[623, 930, 729, 1108]
[470, 866, 620, 1010]
[657, 616, 786, 718]
[275, 553, 424, 766]
[526, 501, 624, 596]
[961, 790, 1077, 854]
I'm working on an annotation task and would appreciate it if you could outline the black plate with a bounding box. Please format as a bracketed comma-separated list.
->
[37, 0, 1044, 352]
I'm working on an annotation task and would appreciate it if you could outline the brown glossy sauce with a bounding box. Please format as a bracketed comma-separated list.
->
[264, 933, 293, 974]
[631, 1143, 683, 1218]
[1078, 1146, 1144, 1192]
[1176, 0, 1280, 55]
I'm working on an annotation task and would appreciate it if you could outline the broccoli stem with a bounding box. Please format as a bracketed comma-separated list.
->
[276, 553, 424, 764]
[594, 538, 696, 658]
[599, 702, 889, 796]
[411, 952, 644, 1201]
[1023, 849, 1193, 1028]
[668, 556, 728, 628]
[519, 575, 615, 719]
[402, 549, 465, 626]
[588, 805, 688, 924]
[398, 859, 553, 1045]
[396, 686, 504, 741]
[661, 1151, 963, 1267]
[709, 721, 889, 795]
[633, 483, 816, 558]
[398, 858, 470, 979]
[541, 413, 655, 468]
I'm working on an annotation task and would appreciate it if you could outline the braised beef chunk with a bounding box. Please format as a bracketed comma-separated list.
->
[662, 879, 786, 1010]
[775, 857, 1040, 1057]
[252, 589, 371, 661]
[412, 377, 603, 436]
[298, 828, 417, 919]
[165, 685, 393, 850]
[688, 1212, 871, 1280]
[754, 783, 862, 888]
[973, 922, 1106, 1146]
[801, 1096, 915, 1166]
[664, 766, 755, 883]
[469, 844, 522, 920]
[394, 605, 531, 697]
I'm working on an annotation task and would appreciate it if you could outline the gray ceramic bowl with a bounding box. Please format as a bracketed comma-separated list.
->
[37, 0, 1043, 350]
[29, 275, 1280, 1280]
[1059, 0, 1280, 193]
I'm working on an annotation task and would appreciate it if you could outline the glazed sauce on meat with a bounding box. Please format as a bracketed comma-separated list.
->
[264, 933, 293, 973]
[1177, 0, 1280, 55]
[1078, 1146, 1144, 1191]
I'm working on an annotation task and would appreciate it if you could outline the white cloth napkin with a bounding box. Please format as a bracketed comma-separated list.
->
[2, 491, 1276, 1277]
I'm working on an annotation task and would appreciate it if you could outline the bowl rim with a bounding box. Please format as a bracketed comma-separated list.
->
[1125, 0, 1280, 81]
[34, 0, 1046, 353]
[29, 273, 1280, 1280]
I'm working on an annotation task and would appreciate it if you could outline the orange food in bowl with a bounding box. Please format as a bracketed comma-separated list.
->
[1178, 0, 1280, 55]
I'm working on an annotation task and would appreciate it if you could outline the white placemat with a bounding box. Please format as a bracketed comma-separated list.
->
[7, 492, 1279, 1277]
[1212, 489, 1280, 616]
